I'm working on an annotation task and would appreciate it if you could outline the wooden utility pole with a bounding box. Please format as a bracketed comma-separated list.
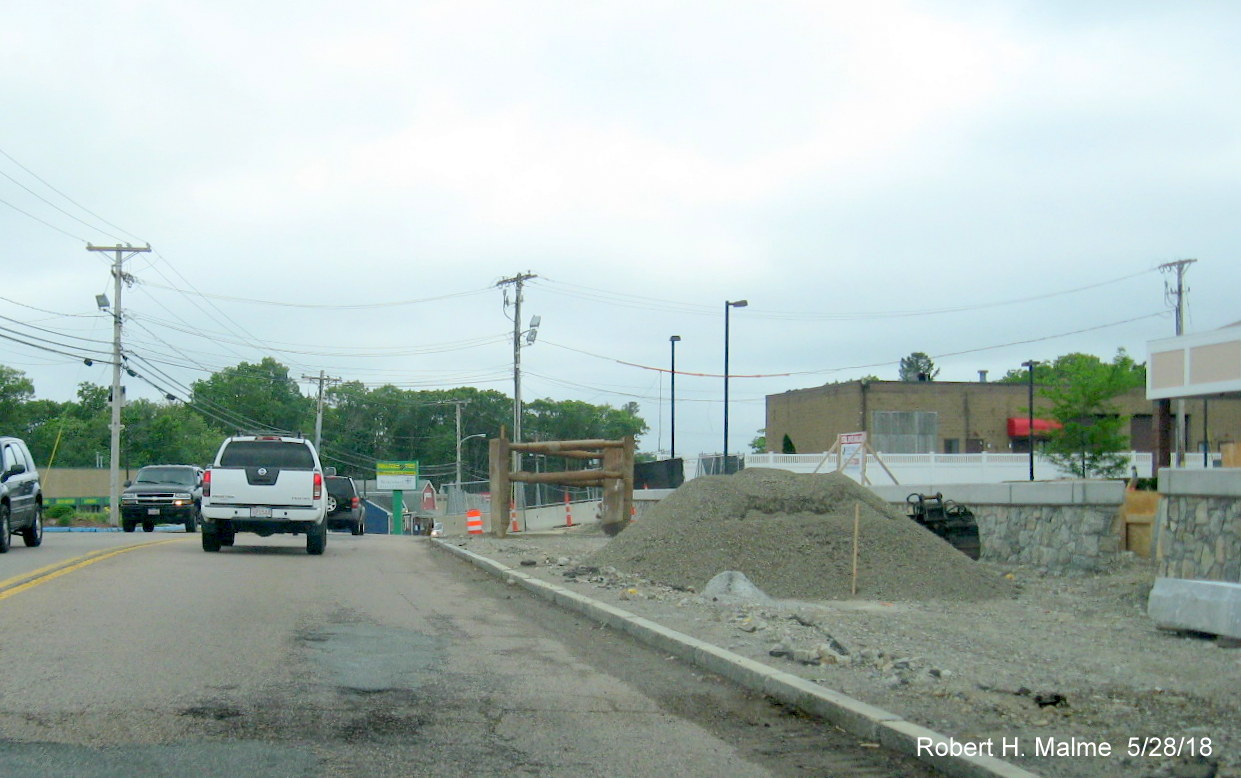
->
[301, 370, 341, 451]
[496, 272, 538, 519]
[86, 243, 150, 527]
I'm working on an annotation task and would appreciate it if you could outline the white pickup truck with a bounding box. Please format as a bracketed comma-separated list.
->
[200, 434, 329, 555]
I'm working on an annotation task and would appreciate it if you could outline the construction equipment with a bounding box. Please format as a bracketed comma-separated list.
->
[905, 492, 981, 560]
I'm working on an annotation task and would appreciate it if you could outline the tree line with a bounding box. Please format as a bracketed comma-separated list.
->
[0, 358, 647, 483]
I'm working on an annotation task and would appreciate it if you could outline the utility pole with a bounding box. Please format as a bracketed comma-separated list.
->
[1159, 258, 1197, 466]
[301, 370, 341, 451]
[496, 272, 537, 522]
[87, 243, 151, 527]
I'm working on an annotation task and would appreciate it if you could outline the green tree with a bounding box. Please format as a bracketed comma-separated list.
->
[190, 358, 313, 435]
[523, 399, 647, 443]
[122, 399, 220, 467]
[898, 352, 939, 382]
[749, 430, 766, 453]
[0, 365, 34, 430]
[1019, 350, 1146, 478]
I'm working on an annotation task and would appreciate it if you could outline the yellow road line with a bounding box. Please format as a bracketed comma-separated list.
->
[0, 538, 188, 602]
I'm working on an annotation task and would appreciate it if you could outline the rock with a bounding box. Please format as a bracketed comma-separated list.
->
[703, 571, 774, 604]
[816, 643, 849, 665]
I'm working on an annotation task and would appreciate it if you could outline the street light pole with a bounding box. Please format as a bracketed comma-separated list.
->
[724, 300, 748, 474]
[1022, 360, 1038, 481]
[456, 433, 486, 489]
[669, 335, 681, 460]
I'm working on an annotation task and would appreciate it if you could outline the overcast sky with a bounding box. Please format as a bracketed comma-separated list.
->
[3, 1, 1237, 464]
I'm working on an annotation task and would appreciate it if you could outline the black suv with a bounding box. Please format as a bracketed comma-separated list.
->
[325, 476, 364, 535]
[1, 436, 43, 552]
[121, 465, 203, 533]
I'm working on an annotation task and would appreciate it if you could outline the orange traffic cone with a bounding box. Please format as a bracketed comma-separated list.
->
[564, 492, 573, 527]
[509, 500, 520, 533]
[465, 509, 483, 535]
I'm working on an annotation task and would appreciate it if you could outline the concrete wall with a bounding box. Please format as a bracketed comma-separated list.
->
[1155, 469, 1241, 582]
[872, 481, 1127, 572]
[42, 468, 112, 500]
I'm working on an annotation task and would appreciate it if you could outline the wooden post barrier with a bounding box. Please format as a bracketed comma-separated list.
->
[489, 429, 634, 537]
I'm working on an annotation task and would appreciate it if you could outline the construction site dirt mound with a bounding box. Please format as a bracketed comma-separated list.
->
[589, 468, 1013, 601]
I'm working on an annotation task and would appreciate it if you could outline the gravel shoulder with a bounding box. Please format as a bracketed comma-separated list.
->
[447, 528, 1239, 778]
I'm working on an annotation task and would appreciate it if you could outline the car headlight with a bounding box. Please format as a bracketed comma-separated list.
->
[121, 495, 137, 504]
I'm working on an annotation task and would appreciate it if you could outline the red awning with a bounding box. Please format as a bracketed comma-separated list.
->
[1007, 417, 1063, 437]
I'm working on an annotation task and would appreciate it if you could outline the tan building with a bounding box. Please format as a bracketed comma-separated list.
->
[765, 379, 1241, 457]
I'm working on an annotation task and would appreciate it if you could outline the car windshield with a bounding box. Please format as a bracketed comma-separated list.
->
[219, 441, 316, 469]
[135, 467, 197, 486]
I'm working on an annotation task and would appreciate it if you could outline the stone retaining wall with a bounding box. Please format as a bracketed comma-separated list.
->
[1155, 469, 1241, 582]
[872, 481, 1127, 573]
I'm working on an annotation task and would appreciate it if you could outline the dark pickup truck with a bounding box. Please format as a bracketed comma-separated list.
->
[120, 465, 203, 533]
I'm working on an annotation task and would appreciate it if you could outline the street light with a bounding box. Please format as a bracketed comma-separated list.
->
[1022, 360, 1038, 481]
[724, 300, 748, 474]
[669, 335, 681, 460]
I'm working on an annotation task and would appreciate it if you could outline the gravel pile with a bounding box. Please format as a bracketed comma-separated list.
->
[589, 468, 1013, 601]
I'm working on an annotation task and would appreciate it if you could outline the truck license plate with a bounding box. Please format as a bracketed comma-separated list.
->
[251, 506, 272, 518]
[147, 508, 161, 516]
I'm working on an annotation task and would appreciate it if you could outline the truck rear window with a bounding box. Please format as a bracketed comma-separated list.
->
[219, 441, 316, 469]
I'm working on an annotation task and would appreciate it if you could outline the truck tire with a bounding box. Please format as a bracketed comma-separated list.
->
[185, 510, 198, 533]
[351, 519, 363, 536]
[142, 521, 155, 533]
[307, 521, 327, 555]
[123, 519, 136, 533]
[202, 527, 222, 552]
[21, 505, 42, 547]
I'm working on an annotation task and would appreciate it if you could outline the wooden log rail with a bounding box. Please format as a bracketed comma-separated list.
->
[489, 430, 634, 537]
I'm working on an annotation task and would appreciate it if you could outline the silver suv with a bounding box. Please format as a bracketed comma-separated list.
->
[1, 436, 43, 552]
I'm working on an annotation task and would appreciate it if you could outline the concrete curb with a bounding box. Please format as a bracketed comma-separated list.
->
[433, 539, 1040, 778]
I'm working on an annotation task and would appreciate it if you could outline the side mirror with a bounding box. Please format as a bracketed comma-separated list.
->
[324, 467, 337, 477]
[124, 480, 132, 488]
[3, 463, 26, 480]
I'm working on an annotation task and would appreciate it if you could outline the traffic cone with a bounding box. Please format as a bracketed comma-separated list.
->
[465, 509, 483, 535]
[564, 491, 574, 527]
[510, 500, 520, 533]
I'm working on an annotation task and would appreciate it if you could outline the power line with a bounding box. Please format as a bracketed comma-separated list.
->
[0, 144, 144, 243]
[535, 268, 1157, 321]
[136, 279, 494, 309]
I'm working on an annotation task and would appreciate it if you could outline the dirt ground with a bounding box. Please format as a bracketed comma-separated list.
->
[448, 528, 1238, 778]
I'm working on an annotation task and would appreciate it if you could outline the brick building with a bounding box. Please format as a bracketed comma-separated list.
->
[765, 379, 1241, 456]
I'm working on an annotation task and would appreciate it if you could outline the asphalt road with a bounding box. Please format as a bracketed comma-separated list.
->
[0, 531, 938, 777]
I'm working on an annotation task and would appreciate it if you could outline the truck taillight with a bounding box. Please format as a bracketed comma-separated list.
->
[313, 472, 323, 499]
[351, 496, 359, 509]
[202, 470, 212, 497]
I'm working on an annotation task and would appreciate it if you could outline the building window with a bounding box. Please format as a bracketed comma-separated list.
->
[943, 438, 960, 454]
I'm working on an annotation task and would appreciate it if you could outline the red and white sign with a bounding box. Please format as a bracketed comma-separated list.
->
[420, 482, 437, 511]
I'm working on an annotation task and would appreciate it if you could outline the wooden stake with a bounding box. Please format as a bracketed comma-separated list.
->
[851, 502, 860, 596]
